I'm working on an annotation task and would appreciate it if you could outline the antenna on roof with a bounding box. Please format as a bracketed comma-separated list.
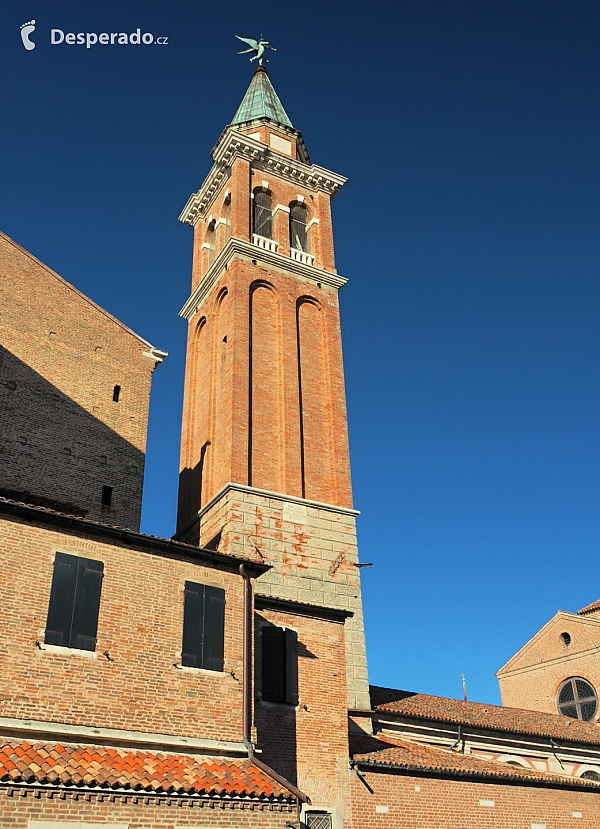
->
[460, 673, 468, 701]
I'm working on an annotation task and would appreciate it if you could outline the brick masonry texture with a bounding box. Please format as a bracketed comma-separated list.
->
[350, 768, 600, 828]
[176, 132, 370, 714]
[0, 231, 160, 530]
[497, 611, 600, 717]
[0, 515, 248, 740]
[194, 487, 371, 712]
[254, 607, 352, 820]
[178, 151, 348, 527]
[0, 789, 295, 828]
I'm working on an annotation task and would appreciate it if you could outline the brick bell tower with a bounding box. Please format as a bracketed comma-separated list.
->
[176, 65, 370, 713]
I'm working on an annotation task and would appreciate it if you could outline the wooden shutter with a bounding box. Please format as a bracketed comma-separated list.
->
[182, 582, 225, 671]
[182, 581, 204, 668]
[44, 552, 78, 646]
[262, 624, 286, 702]
[45, 553, 103, 650]
[203, 585, 225, 671]
[285, 628, 299, 705]
[70, 557, 104, 651]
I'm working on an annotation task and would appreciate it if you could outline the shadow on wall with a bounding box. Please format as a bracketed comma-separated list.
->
[254, 612, 298, 785]
[177, 447, 210, 543]
[0, 346, 145, 530]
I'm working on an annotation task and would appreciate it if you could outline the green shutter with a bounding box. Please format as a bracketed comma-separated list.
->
[70, 557, 104, 651]
[285, 628, 298, 705]
[182, 581, 204, 668]
[44, 553, 78, 646]
[203, 585, 225, 671]
[262, 625, 286, 702]
[45, 553, 103, 651]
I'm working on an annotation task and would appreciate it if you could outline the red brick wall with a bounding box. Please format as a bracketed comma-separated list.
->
[254, 609, 352, 819]
[0, 515, 247, 741]
[178, 257, 353, 532]
[0, 789, 294, 828]
[350, 768, 600, 828]
[0, 232, 158, 530]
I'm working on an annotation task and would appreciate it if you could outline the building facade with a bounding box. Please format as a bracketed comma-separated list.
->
[497, 600, 600, 723]
[0, 231, 165, 530]
[1, 62, 600, 829]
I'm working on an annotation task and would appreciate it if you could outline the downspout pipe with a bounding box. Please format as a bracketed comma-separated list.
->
[238, 564, 310, 807]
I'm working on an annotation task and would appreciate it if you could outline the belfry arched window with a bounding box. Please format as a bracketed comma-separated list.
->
[206, 220, 216, 267]
[223, 196, 231, 242]
[289, 203, 308, 253]
[557, 677, 598, 721]
[253, 191, 272, 240]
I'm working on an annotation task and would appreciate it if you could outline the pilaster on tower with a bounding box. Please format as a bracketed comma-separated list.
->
[176, 65, 370, 713]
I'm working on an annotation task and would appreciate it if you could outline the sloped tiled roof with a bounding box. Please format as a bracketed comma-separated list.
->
[231, 66, 293, 128]
[370, 686, 600, 746]
[350, 734, 600, 788]
[578, 599, 600, 616]
[0, 741, 292, 800]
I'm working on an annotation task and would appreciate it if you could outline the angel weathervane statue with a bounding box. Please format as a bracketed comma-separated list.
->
[236, 35, 278, 65]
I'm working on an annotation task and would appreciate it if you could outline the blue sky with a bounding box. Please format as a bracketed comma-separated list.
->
[3, 0, 600, 705]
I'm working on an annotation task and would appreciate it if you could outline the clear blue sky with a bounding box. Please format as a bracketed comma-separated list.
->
[3, 0, 600, 705]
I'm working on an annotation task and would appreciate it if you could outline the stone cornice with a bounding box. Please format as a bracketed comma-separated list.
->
[0, 716, 248, 756]
[179, 128, 347, 226]
[179, 237, 348, 320]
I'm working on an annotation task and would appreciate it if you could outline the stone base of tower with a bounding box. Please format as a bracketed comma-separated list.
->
[176, 482, 372, 713]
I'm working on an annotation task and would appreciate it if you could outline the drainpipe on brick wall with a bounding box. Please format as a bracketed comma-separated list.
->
[238, 564, 310, 811]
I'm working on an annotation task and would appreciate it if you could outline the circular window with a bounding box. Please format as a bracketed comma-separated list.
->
[560, 632, 571, 647]
[557, 677, 598, 721]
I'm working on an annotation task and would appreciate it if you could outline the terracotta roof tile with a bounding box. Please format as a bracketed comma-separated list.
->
[578, 599, 600, 616]
[350, 734, 600, 788]
[0, 742, 292, 801]
[370, 686, 600, 746]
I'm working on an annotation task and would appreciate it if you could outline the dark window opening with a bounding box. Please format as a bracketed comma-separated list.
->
[557, 677, 597, 721]
[44, 552, 104, 651]
[113, 385, 121, 402]
[253, 191, 272, 239]
[101, 485, 113, 507]
[581, 770, 600, 780]
[290, 203, 308, 252]
[560, 631, 571, 647]
[181, 581, 225, 671]
[207, 221, 216, 267]
[262, 624, 298, 704]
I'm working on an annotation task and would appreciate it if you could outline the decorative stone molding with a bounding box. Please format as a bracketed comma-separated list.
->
[179, 128, 347, 226]
[179, 237, 348, 320]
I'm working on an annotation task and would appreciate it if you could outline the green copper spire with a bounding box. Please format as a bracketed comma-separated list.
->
[231, 66, 293, 129]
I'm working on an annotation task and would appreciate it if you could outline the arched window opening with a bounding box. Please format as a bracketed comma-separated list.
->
[253, 191, 272, 239]
[581, 769, 600, 780]
[557, 677, 598, 721]
[290, 203, 308, 252]
[223, 196, 231, 242]
[206, 220, 216, 267]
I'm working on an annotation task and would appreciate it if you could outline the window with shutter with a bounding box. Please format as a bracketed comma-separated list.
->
[181, 581, 225, 671]
[261, 623, 298, 704]
[45, 553, 104, 651]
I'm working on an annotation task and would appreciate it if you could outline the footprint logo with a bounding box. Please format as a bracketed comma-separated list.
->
[20, 20, 36, 51]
